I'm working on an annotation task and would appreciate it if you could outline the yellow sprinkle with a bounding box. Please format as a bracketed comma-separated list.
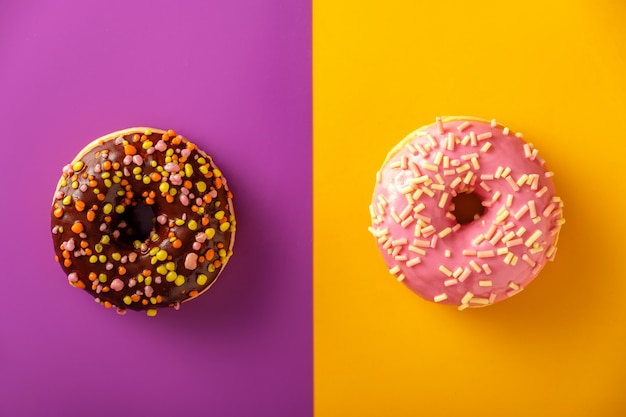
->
[103, 203, 113, 214]
[156, 249, 168, 261]
[174, 275, 185, 286]
[159, 182, 170, 193]
[196, 181, 207, 193]
[150, 297, 157, 304]
[71, 181, 79, 189]
[205, 228, 216, 239]
[94, 243, 103, 253]
[142, 140, 153, 150]
[142, 176, 151, 185]
[215, 211, 225, 220]
[123, 296, 132, 305]
[166, 271, 177, 282]
[112, 252, 121, 261]
[98, 274, 107, 283]
[219, 222, 230, 232]
[146, 309, 157, 317]
[166, 261, 176, 271]
[188, 220, 198, 230]
[185, 163, 193, 177]
[196, 274, 208, 286]
[149, 247, 160, 256]
[72, 161, 84, 171]
[132, 167, 142, 175]
[89, 255, 98, 263]
[115, 205, 125, 214]
[199, 165, 209, 175]
[213, 168, 222, 177]
[62, 195, 72, 206]
[156, 265, 168, 275]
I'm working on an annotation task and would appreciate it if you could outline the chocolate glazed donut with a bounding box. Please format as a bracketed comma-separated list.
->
[51, 128, 236, 316]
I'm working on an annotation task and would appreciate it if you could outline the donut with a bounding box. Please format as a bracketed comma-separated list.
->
[51, 128, 236, 316]
[369, 117, 564, 309]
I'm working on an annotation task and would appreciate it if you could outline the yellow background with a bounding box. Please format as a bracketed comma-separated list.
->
[314, 1, 626, 416]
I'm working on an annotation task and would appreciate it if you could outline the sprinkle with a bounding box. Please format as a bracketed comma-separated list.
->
[506, 194, 514, 208]
[184, 253, 199, 270]
[422, 163, 439, 172]
[413, 238, 430, 248]
[514, 205, 529, 220]
[469, 260, 482, 272]
[543, 203, 555, 217]
[408, 246, 426, 255]
[476, 132, 492, 140]
[536, 186, 548, 197]
[480, 142, 492, 152]
[482, 264, 492, 274]
[489, 230, 504, 245]
[525, 230, 543, 247]
[501, 167, 511, 178]
[389, 265, 401, 275]
[72, 161, 85, 172]
[146, 309, 157, 317]
[463, 171, 474, 184]
[496, 247, 509, 255]
[457, 121, 471, 132]
[444, 279, 458, 286]
[444, 250, 451, 257]
[461, 292, 474, 304]
[458, 267, 471, 282]
[494, 166, 504, 178]
[522, 254, 537, 267]
[438, 193, 449, 209]
[450, 177, 463, 188]
[506, 238, 523, 247]
[477, 250, 495, 258]
[406, 257, 422, 267]
[433, 293, 448, 303]
[484, 225, 497, 240]
[436, 117, 444, 134]
[504, 252, 514, 264]
[505, 176, 520, 191]
[439, 265, 453, 276]
[71, 222, 84, 234]
[473, 234, 485, 245]
[462, 249, 477, 256]
[479, 181, 491, 192]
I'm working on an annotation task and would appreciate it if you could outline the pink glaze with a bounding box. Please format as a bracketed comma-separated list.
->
[369, 117, 565, 309]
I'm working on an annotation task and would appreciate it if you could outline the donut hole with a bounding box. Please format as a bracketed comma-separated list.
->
[451, 191, 485, 225]
[118, 201, 156, 243]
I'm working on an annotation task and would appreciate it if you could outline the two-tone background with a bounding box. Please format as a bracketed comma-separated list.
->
[1, 1, 625, 416]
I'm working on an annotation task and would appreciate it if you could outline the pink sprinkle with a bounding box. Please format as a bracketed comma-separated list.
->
[173, 302, 181, 311]
[155, 276, 162, 284]
[181, 148, 191, 158]
[155, 140, 167, 152]
[146, 147, 155, 155]
[110, 278, 124, 291]
[55, 191, 65, 200]
[64, 238, 76, 251]
[195, 232, 207, 243]
[164, 163, 180, 172]
[112, 230, 120, 239]
[132, 155, 143, 165]
[79, 184, 88, 192]
[144, 285, 154, 297]
[62, 164, 73, 175]
[68, 272, 79, 283]
[114, 136, 124, 145]
[170, 174, 182, 185]
[128, 279, 137, 288]
[181, 187, 190, 195]
[94, 164, 101, 173]
[123, 167, 131, 177]
[123, 155, 133, 165]
[105, 262, 114, 271]
[120, 255, 128, 264]
[209, 190, 217, 198]
[184, 253, 199, 270]
[157, 215, 168, 225]
[192, 242, 202, 250]
[179, 194, 190, 206]
[195, 197, 203, 206]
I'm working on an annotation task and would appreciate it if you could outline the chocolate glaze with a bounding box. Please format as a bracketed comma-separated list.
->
[51, 128, 235, 314]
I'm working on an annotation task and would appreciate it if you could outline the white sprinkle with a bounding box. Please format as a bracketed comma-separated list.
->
[436, 117, 444, 134]
[457, 121, 471, 132]
[445, 250, 451, 257]
[477, 132, 492, 140]
[491, 191, 501, 202]
[439, 265, 453, 276]
[479, 181, 491, 192]
[400, 217, 415, 228]
[473, 234, 485, 245]
[489, 230, 504, 245]
[480, 142, 492, 153]
[412, 238, 430, 247]
[391, 238, 408, 247]
[482, 264, 492, 274]
[469, 260, 482, 272]
[469, 131, 478, 146]
[447, 133, 456, 151]
[408, 245, 426, 255]
[396, 274, 406, 282]
[452, 267, 463, 278]
[477, 250, 495, 258]
[496, 247, 509, 255]
[528, 200, 537, 218]
[443, 156, 450, 168]
[506, 238, 523, 247]
[463, 171, 474, 184]
[516, 174, 529, 187]
[438, 192, 449, 209]
[536, 186, 548, 197]
[471, 158, 480, 170]
[514, 205, 529, 220]
[484, 224, 497, 240]
[490, 119, 497, 127]
[434, 293, 448, 303]
[462, 249, 477, 256]
[525, 230, 543, 247]
[501, 167, 511, 178]
[505, 175, 520, 191]
[438, 227, 452, 238]
[458, 267, 471, 282]
[406, 257, 422, 267]
[444, 279, 458, 287]
[389, 265, 401, 275]
[522, 254, 536, 267]
[543, 203, 555, 217]
[450, 177, 463, 188]
[461, 292, 474, 304]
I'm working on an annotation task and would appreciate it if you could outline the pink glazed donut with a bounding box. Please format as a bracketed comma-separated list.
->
[369, 116, 565, 309]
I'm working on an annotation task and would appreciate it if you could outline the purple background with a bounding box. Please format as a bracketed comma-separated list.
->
[0, 1, 311, 416]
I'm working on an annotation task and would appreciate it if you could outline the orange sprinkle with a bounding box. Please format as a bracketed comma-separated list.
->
[120, 179, 129, 187]
[97, 194, 105, 201]
[102, 287, 110, 293]
[84, 248, 92, 256]
[103, 301, 112, 308]
[167, 130, 176, 137]
[156, 295, 163, 303]
[201, 217, 209, 226]
[215, 178, 222, 189]
[171, 137, 181, 145]
[80, 241, 89, 248]
[198, 256, 205, 263]
[118, 266, 126, 275]
[165, 194, 174, 203]
[75, 281, 86, 289]
[148, 190, 156, 198]
[141, 299, 148, 305]
[71, 222, 84, 234]
[183, 180, 192, 189]
[103, 160, 112, 171]
[141, 135, 148, 141]
[104, 216, 112, 223]
[53, 207, 64, 218]
[162, 133, 170, 141]
[188, 291, 199, 298]
[213, 260, 221, 268]
[63, 259, 72, 267]
[191, 205, 198, 213]
[172, 239, 182, 249]
[131, 294, 140, 302]
[205, 249, 215, 259]
[145, 198, 155, 205]
[112, 162, 120, 170]
[227, 191, 233, 199]
[133, 134, 140, 142]
[124, 144, 138, 155]
[62, 250, 70, 259]
[203, 195, 212, 204]
[54, 255, 59, 262]
[143, 269, 151, 276]
[74, 200, 85, 212]
[86, 210, 95, 222]
[88, 272, 97, 281]
[150, 172, 162, 182]
[217, 242, 224, 249]
[167, 231, 175, 238]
